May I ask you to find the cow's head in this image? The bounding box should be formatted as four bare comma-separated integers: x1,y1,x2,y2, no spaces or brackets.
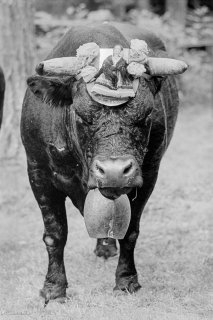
27,52,187,201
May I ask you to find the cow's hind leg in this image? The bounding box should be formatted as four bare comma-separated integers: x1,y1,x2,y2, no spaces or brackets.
28,164,68,302
94,238,117,259
114,170,159,293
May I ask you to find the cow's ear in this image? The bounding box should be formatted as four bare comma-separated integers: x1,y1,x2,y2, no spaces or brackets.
143,74,166,96
27,75,75,107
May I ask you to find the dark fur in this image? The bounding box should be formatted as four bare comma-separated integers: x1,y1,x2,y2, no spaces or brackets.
21,23,179,300
0,67,5,129
27,75,75,107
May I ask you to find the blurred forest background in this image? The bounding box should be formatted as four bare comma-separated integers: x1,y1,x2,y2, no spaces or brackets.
0,1,213,320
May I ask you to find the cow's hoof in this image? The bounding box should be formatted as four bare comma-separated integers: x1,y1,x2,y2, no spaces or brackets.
113,274,141,294
94,238,117,259
40,282,67,303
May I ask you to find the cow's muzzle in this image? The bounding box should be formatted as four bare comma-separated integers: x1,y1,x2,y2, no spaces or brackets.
88,156,143,198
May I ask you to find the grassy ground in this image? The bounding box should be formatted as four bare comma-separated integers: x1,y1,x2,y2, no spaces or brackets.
0,104,213,320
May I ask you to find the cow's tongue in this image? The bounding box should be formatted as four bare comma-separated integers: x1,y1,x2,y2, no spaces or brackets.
84,189,131,239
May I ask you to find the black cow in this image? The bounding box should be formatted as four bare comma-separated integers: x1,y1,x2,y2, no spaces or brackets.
21,23,186,302
0,67,5,129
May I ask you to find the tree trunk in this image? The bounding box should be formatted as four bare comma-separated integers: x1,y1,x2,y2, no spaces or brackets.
87,0,99,11
166,0,187,26
0,0,35,159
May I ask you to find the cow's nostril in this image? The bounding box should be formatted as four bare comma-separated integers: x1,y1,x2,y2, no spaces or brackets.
123,162,133,175
96,163,105,175
89,156,142,190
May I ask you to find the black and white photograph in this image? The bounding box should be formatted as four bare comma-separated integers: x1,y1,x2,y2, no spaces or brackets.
0,0,212,319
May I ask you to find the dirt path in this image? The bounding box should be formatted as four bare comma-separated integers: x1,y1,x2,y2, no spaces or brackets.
0,106,213,320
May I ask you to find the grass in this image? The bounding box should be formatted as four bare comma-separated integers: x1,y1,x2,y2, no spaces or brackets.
0,105,213,320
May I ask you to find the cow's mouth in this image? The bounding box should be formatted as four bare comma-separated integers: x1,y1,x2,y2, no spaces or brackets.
88,155,143,194
99,187,132,200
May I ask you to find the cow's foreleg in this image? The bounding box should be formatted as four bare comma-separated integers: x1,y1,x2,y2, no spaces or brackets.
114,169,159,293
28,164,68,302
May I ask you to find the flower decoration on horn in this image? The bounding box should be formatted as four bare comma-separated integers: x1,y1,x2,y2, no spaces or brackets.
127,39,150,77
76,42,100,82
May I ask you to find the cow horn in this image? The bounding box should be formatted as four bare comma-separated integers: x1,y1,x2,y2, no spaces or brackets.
146,57,188,76
35,42,100,77
35,57,81,76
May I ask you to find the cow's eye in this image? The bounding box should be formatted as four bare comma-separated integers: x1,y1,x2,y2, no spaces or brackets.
145,76,166,95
